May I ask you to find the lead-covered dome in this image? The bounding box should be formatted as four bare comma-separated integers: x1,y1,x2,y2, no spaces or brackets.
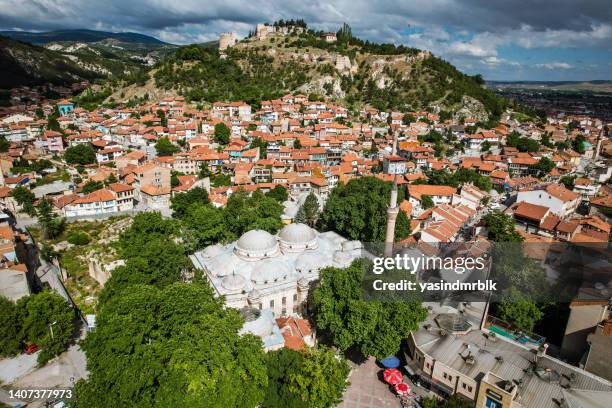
234,229,280,260
279,223,318,252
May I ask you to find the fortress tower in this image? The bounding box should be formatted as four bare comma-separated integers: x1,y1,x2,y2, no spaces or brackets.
219,32,237,51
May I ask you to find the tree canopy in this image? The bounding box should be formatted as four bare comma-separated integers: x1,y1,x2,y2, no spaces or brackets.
319,177,410,242
312,259,426,359
75,283,268,408
155,137,179,157
214,122,231,145
64,144,96,165
170,187,210,218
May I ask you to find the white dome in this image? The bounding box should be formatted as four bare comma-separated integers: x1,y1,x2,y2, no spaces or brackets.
295,251,330,274
251,259,291,284
201,244,224,258
279,223,316,243
279,223,318,252
234,229,280,260
221,274,246,291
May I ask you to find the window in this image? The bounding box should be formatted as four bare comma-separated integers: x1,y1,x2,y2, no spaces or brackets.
269,300,274,308
293,294,298,303
282,297,286,305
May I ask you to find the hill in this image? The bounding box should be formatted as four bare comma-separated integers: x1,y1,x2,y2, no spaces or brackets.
0,29,168,45
0,36,102,88
112,25,505,122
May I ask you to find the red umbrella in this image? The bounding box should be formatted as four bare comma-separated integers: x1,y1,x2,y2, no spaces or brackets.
395,382,411,395
383,368,403,385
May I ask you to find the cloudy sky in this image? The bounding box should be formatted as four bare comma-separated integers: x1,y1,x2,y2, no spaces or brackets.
1,0,611,81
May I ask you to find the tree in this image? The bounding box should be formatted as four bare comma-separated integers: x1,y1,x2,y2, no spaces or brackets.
224,189,284,239
0,135,9,152
497,290,544,332
313,259,427,359
535,157,555,176
319,177,410,242
198,162,212,179
64,144,96,165
37,199,65,239
481,140,491,152
75,283,268,408
82,180,103,194
11,186,35,208
264,348,308,408
300,193,320,227
266,185,288,203
572,134,586,154
155,137,179,157
421,395,473,408
482,210,523,242
560,175,576,190
16,291,74,364
105,173,118,185
294,206,307,224
402,113,415,125
288,347,350,408
0,296,21,357
214,122,231,145
182,204,230,251
293,138,302,149
421,194,434,209
170,187,210,218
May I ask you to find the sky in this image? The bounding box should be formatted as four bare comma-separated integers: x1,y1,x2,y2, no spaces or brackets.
0,0,611,81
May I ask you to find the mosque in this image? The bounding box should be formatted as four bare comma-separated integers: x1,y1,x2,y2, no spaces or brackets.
190,223,364,318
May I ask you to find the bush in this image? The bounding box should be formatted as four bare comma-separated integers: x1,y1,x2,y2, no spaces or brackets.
67,231,91,246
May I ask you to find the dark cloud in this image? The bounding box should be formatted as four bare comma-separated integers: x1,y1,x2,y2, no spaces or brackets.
0,0,610,80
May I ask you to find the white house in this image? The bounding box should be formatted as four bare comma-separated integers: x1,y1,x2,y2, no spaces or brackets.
516,184,580,218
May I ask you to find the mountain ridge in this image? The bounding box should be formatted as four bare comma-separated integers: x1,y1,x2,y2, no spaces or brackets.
0,29,169,45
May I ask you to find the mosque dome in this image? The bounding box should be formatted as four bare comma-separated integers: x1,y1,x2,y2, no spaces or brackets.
251,259,291,285
279,223,318,252
201,244,225,258
234,229,280,260
221,274,247,291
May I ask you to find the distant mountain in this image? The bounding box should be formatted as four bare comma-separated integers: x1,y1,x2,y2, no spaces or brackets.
0,35,142,88
0,29,169,45
487,80,612,93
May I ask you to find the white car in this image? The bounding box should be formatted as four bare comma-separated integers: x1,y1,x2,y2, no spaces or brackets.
487,202,501,210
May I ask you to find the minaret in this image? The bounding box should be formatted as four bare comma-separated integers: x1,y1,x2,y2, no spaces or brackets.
384,175,400,257
384,132,400,257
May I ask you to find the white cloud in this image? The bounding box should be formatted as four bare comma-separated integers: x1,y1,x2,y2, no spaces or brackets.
535,62,572,69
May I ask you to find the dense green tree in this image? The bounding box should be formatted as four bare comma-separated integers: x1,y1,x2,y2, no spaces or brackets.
421,194,434,209
497,289,544,332
559,175,577,190
182,204,230,250
313,259,427,359
75,283,268,408
11,186,35,208
535,157,555,176
0,135,10,152
572,134,586,154
422,395,473,408
155,137,179,157
81,180,103,194
482,210,523,242
214,122,231,145
506,131,540,152
288,346,350,408
64,144,96,165
319,177,410,242
170,187,210,218
294,206,307,224
0,296,22,357
224,189,284,238
265,185,288,203
264,348,308,408
37,199,65,239
16,291,74,364
198,162,212,179
300,193,320,227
